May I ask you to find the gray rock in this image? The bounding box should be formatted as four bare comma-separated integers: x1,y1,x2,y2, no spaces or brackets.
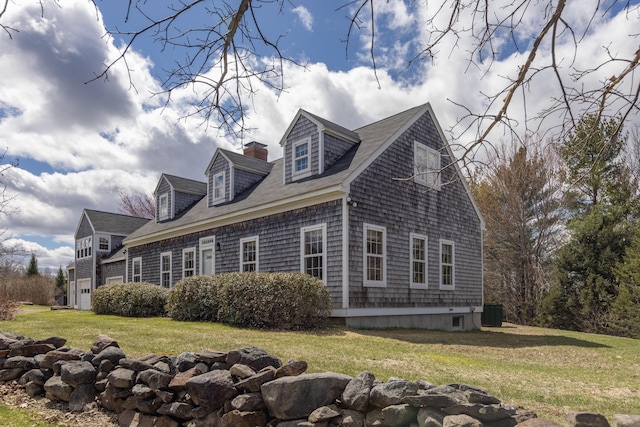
370,378,419,408
69,383,96,412
516,419,564,427
107,367,136,389
131,383,155,399
404,393,463,409
342,371,375,411
365,408,385,426
138,368,174,390
157,401,195,420
3,355,36,370
25,381,45,398
0,367,24,382
184,409,223,427
445,404,516,422
220,409,268,427
337,408,366,427
382,403,419,426
60,361,96,386
36,336,67,349
185,369,238,409
119,358,155,372
20,368,46,386
92,346,126,367
8,343,55,358
418,407,446,427
44,375,73,402
274,360,308,378
444,414,483,427
613,415,640,427
230,363,256,379
235,367,276,392
136,397,163,414
90,334,119,354
231,392,266,412
309,405,340,423
104,381,132,399
261,372,352,420
226,346,282,371
175,352,198,372
567,412,611,427
196,350,227,364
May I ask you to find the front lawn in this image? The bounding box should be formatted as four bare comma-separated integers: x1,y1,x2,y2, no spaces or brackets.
2,306,639,424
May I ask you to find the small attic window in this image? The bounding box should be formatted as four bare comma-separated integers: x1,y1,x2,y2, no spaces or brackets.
213,171,225,203
292,138,311,179
158,194,169,220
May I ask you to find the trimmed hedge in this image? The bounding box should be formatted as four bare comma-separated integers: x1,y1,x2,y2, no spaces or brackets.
166,276,220,321
92,282,168,317
216,272,332,330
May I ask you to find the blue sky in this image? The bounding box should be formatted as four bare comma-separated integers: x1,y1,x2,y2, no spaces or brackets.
0,0,638,271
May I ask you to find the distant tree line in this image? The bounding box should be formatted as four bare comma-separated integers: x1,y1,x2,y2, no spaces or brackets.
472,114,640,338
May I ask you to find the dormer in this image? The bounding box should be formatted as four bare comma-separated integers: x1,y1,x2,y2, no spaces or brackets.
279,110,360,184
154,174,207,222
205,144,272,207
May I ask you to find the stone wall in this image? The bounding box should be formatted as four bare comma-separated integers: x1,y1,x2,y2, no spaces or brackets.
0,331,638,427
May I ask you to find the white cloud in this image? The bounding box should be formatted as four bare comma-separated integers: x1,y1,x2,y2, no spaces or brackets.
292,6,313,31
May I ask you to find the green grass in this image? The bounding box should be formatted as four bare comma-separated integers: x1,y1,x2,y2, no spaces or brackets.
2,305,640,425
0,404,67,427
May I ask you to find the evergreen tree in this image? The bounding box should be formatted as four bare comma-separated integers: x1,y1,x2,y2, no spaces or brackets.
610,229,640,338
541,115,638,333
54,266,66,305
25,253,40,277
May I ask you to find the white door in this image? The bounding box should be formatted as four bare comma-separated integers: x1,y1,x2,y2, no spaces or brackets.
201,248,214,275
78,279,91,310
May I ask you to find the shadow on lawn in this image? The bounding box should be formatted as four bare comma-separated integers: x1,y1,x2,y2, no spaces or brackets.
352,327,611,349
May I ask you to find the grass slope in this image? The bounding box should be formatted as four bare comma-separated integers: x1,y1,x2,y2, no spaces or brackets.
2,306,639,424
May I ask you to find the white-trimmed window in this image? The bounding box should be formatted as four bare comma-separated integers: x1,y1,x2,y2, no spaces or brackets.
98,236,110,251
76,237,92,259
410,233,428,289
183,248,196,278
240,236,259,272
199,236,216,276
213,172,225,203
301,224,326,281
440,240,455,290
292,139,310,177
158,193,169,220
160,252,172,288
132,257,142,282
363,224,386,287
414,141,441,190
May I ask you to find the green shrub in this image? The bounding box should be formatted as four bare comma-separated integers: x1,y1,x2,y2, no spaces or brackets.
217,272,332,330
167,276,220,321
92,282,168,317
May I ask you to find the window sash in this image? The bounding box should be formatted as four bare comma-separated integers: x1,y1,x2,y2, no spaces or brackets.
410,234,427,287
240,237,258,272
183,249,195,277
132,258,142,282
213,172,225,201
363,224,386,286
414,142,441,189
440,240,455,289
160,253,171,288
301,225,326,281
293,141,310,174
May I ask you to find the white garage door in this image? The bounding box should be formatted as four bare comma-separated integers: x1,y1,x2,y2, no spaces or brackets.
78,279,91,311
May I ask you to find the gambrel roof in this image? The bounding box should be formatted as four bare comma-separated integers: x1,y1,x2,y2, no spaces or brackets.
125,103,483,245
80,209,150,236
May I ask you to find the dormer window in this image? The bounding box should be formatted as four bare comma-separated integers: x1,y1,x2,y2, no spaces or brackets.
159,194,169,220
293,138,311,178
213,171,225,203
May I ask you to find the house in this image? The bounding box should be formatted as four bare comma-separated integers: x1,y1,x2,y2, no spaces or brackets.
117,103,485,330
69,209,150,310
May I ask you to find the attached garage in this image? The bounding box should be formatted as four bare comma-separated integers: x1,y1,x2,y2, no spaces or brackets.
78,279,91,311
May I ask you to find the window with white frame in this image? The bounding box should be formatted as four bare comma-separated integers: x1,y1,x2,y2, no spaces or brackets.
414,141,441,190
183,248,195,278
240,236,258,272
213,172,225,203
410,233,428,288
363,224,386,287
440,240,455,289
160,252,172,288
98,236,109,251
132,257,142,282
158,194,169,219
301,224,326,281
292,139,310,177
76,237,92,259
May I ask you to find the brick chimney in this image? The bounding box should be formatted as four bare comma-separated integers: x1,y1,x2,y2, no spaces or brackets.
243,141,268,161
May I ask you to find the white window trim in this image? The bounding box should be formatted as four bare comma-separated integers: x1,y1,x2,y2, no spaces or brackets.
363,223,387,287
410,233,428,289
240,236,259,272
182,247,196,278
292,138,311,180
76,237,92,259
414,141,441,190
132,257,142,282
160,251,172,288
158,193,169,220
199,236,216,276
439,239,455,290
212,171,225,203
300,224,327,283
105,276,124,285
97,235,110,252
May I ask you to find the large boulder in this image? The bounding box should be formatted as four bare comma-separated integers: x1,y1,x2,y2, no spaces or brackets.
342,371,375,411
60,361,96,387
44,375,73,402
261,372,352,420
185,369,238,409
226,346,282,371
370,378,419,408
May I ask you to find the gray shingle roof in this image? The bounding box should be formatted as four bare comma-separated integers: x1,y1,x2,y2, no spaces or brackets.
84,209,150,235
218,149,273,175
301,110,361,142
125,104,426,244
162,174,207,195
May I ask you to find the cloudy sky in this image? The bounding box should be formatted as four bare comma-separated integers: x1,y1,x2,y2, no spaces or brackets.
0,0,638,271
